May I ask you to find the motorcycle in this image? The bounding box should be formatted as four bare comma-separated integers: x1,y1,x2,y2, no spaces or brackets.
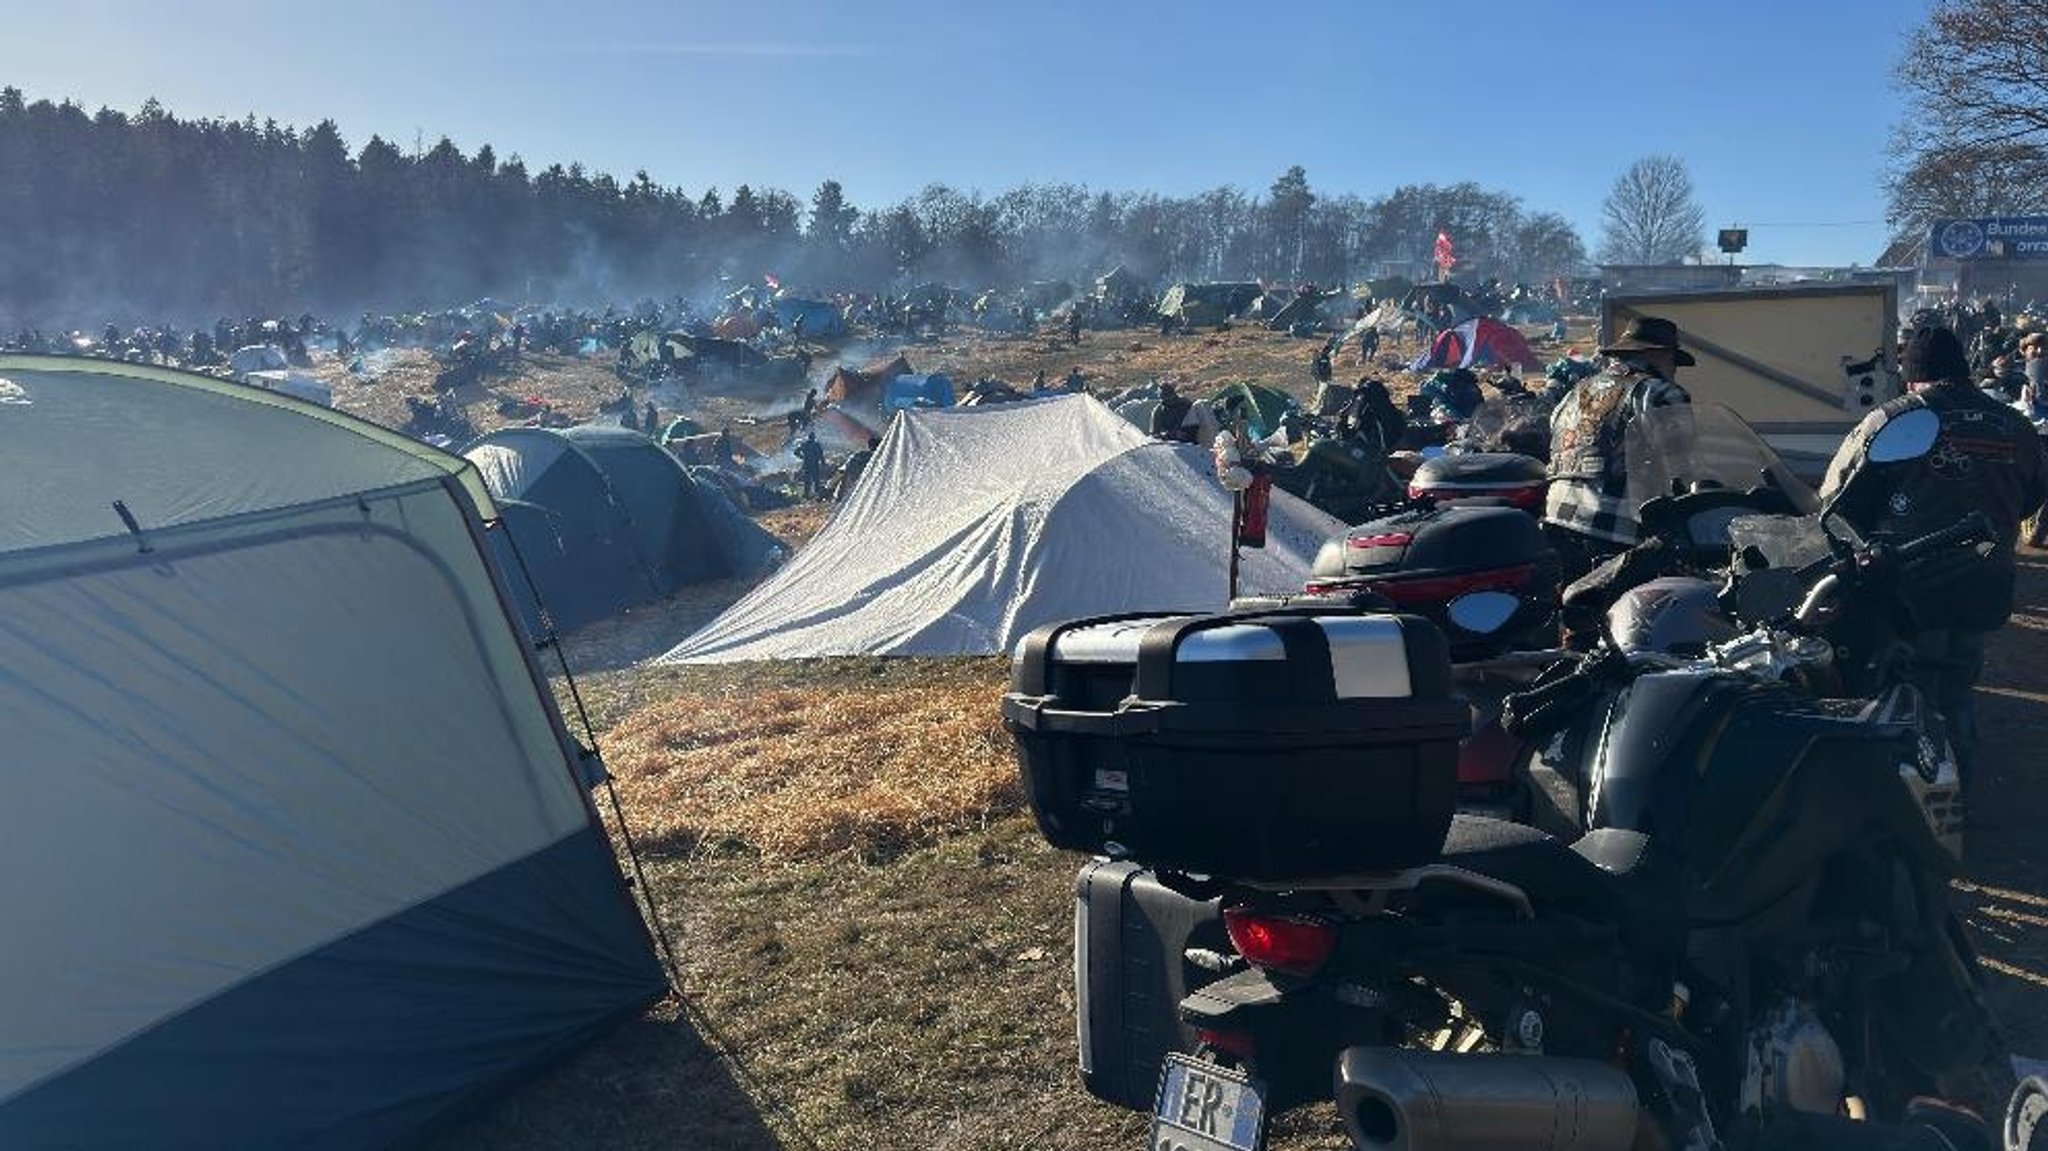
1028,409,2010,1151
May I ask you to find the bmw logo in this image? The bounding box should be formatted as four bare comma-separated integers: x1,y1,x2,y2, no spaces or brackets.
1939,219,1986,259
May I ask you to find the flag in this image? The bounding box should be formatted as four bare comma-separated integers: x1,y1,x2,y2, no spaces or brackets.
763,272,781,291
1433,231,1456,278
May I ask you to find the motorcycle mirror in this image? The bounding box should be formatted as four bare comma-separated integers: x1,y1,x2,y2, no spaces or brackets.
1866,407,1941,464
1446,590,1521,636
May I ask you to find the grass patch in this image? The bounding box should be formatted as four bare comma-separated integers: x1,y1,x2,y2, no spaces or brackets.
606,678,1018,861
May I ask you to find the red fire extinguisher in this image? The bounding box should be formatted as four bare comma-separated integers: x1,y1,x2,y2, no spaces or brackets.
1236,472,1272,549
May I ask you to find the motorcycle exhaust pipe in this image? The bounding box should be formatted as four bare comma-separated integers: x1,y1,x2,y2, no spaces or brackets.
1335,1047,1639,1151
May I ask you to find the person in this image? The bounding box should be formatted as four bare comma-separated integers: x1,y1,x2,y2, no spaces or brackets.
1543,314,1694,584
1311,342,1334,385
1987,355,2028,404
716,425,738,466
837,434,881,500
643,401,659,434
2022,333,2048,417
1343,376,1407,451
801,387,819,425
1550,316,1569,342
1819,323,2047,782
1067,306,1085,345
1355,325,1380,364
797,431,827,500
1063,366,1087,394
1033,368,1050,393
1150,382,1196,442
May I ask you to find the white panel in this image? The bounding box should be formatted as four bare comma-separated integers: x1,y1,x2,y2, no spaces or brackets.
0,490,591,1101
1318,617,1415,698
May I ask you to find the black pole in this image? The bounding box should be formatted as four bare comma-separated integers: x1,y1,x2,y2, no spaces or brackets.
1229,489,1243,602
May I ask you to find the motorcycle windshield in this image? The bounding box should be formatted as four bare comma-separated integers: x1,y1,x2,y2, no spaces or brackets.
1625,402,1819,518
1457,394,1553,458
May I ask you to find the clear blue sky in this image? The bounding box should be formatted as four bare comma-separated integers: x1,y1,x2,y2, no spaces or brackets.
6,0,1929,267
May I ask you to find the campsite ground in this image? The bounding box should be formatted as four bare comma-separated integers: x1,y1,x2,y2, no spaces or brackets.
412,324,2048,1151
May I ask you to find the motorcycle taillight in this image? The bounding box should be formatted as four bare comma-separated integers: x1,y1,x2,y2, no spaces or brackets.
1197,1027,1258,1061
1224,907,1336,977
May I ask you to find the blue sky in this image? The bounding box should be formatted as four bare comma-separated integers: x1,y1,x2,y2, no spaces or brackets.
7,0,1929,267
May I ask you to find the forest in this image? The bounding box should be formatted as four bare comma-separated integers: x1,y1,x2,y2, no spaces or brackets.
0,88,1590,327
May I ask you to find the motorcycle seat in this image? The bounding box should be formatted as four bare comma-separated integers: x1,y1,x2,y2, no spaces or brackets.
1438,815,1665,917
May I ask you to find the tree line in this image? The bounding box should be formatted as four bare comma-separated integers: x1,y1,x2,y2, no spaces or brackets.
0,88,1599,329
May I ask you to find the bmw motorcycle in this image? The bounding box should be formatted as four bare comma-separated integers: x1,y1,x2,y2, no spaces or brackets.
1071,409,2011,1151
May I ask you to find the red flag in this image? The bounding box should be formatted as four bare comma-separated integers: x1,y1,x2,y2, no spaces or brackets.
1433,231,1456,279
763,272,781,290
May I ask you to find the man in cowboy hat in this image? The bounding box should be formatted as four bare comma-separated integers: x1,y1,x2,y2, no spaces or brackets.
1543,314,1694,583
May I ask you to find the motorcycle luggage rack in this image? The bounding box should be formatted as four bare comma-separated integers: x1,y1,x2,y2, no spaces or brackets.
1239,864,1534,920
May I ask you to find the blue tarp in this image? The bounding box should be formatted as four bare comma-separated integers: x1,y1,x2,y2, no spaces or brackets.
772,297,846,338
883,373,956,414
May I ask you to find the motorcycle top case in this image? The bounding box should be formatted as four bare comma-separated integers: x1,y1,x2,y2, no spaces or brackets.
1310,503,1560,614
1406,451,1548,507
1003,607,1466,879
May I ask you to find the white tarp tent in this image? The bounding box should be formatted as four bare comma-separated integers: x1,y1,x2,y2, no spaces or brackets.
656,394,1345,662
0,356,665,1150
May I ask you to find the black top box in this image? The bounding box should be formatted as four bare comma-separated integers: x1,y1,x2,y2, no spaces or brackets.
1003,607,1467,880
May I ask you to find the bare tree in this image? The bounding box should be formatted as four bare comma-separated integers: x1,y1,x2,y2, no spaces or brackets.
1886,0,2048,250
1509,211,1590,282
1597,155,1706,265
1897,0,2048,150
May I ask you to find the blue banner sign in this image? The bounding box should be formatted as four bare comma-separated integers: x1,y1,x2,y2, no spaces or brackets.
1929,216,2048,259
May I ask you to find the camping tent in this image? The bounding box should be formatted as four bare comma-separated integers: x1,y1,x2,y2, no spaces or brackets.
1208,381,1298,441
656,395,1344,661
824,353,914,406
772,296,847,338
1106,381,1222,444
882,372,956,413
464,425,783,635
1410,316,1542,372
0,356,666,1150
1157,282,1264,328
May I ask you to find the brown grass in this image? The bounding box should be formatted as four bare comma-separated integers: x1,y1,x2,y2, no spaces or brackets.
606,679,1018,861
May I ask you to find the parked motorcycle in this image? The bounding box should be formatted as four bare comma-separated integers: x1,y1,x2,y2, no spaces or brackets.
1015,410,2010,1151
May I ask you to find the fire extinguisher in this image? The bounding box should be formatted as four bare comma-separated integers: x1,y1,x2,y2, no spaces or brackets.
1237,473,1272,549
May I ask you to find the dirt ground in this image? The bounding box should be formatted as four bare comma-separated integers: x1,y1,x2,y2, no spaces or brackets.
411,327,2048,1151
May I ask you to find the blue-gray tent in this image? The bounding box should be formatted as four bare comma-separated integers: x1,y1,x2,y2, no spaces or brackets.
465,425,783,636
0,356,667,1150
771,296,846,338
883,372,956,414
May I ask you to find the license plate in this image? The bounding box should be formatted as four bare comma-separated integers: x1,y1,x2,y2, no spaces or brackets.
1150,1053,1266,1151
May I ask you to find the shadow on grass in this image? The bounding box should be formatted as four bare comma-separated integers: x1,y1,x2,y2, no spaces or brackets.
427,1003,793,1151
1957,554,2048,1057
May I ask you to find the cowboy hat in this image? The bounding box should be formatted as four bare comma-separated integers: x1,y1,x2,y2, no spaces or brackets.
1599,315,1696,367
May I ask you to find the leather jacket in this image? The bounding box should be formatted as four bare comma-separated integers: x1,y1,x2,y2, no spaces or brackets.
1822,383,2047,629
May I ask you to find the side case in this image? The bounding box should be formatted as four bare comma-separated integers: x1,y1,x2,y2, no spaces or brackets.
1073,859,1226,1111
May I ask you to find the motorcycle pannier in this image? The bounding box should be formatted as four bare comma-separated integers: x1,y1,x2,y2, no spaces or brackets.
1003,608,1466,879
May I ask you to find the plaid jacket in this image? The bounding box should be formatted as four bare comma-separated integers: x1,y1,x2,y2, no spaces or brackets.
1543,366,1690,544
